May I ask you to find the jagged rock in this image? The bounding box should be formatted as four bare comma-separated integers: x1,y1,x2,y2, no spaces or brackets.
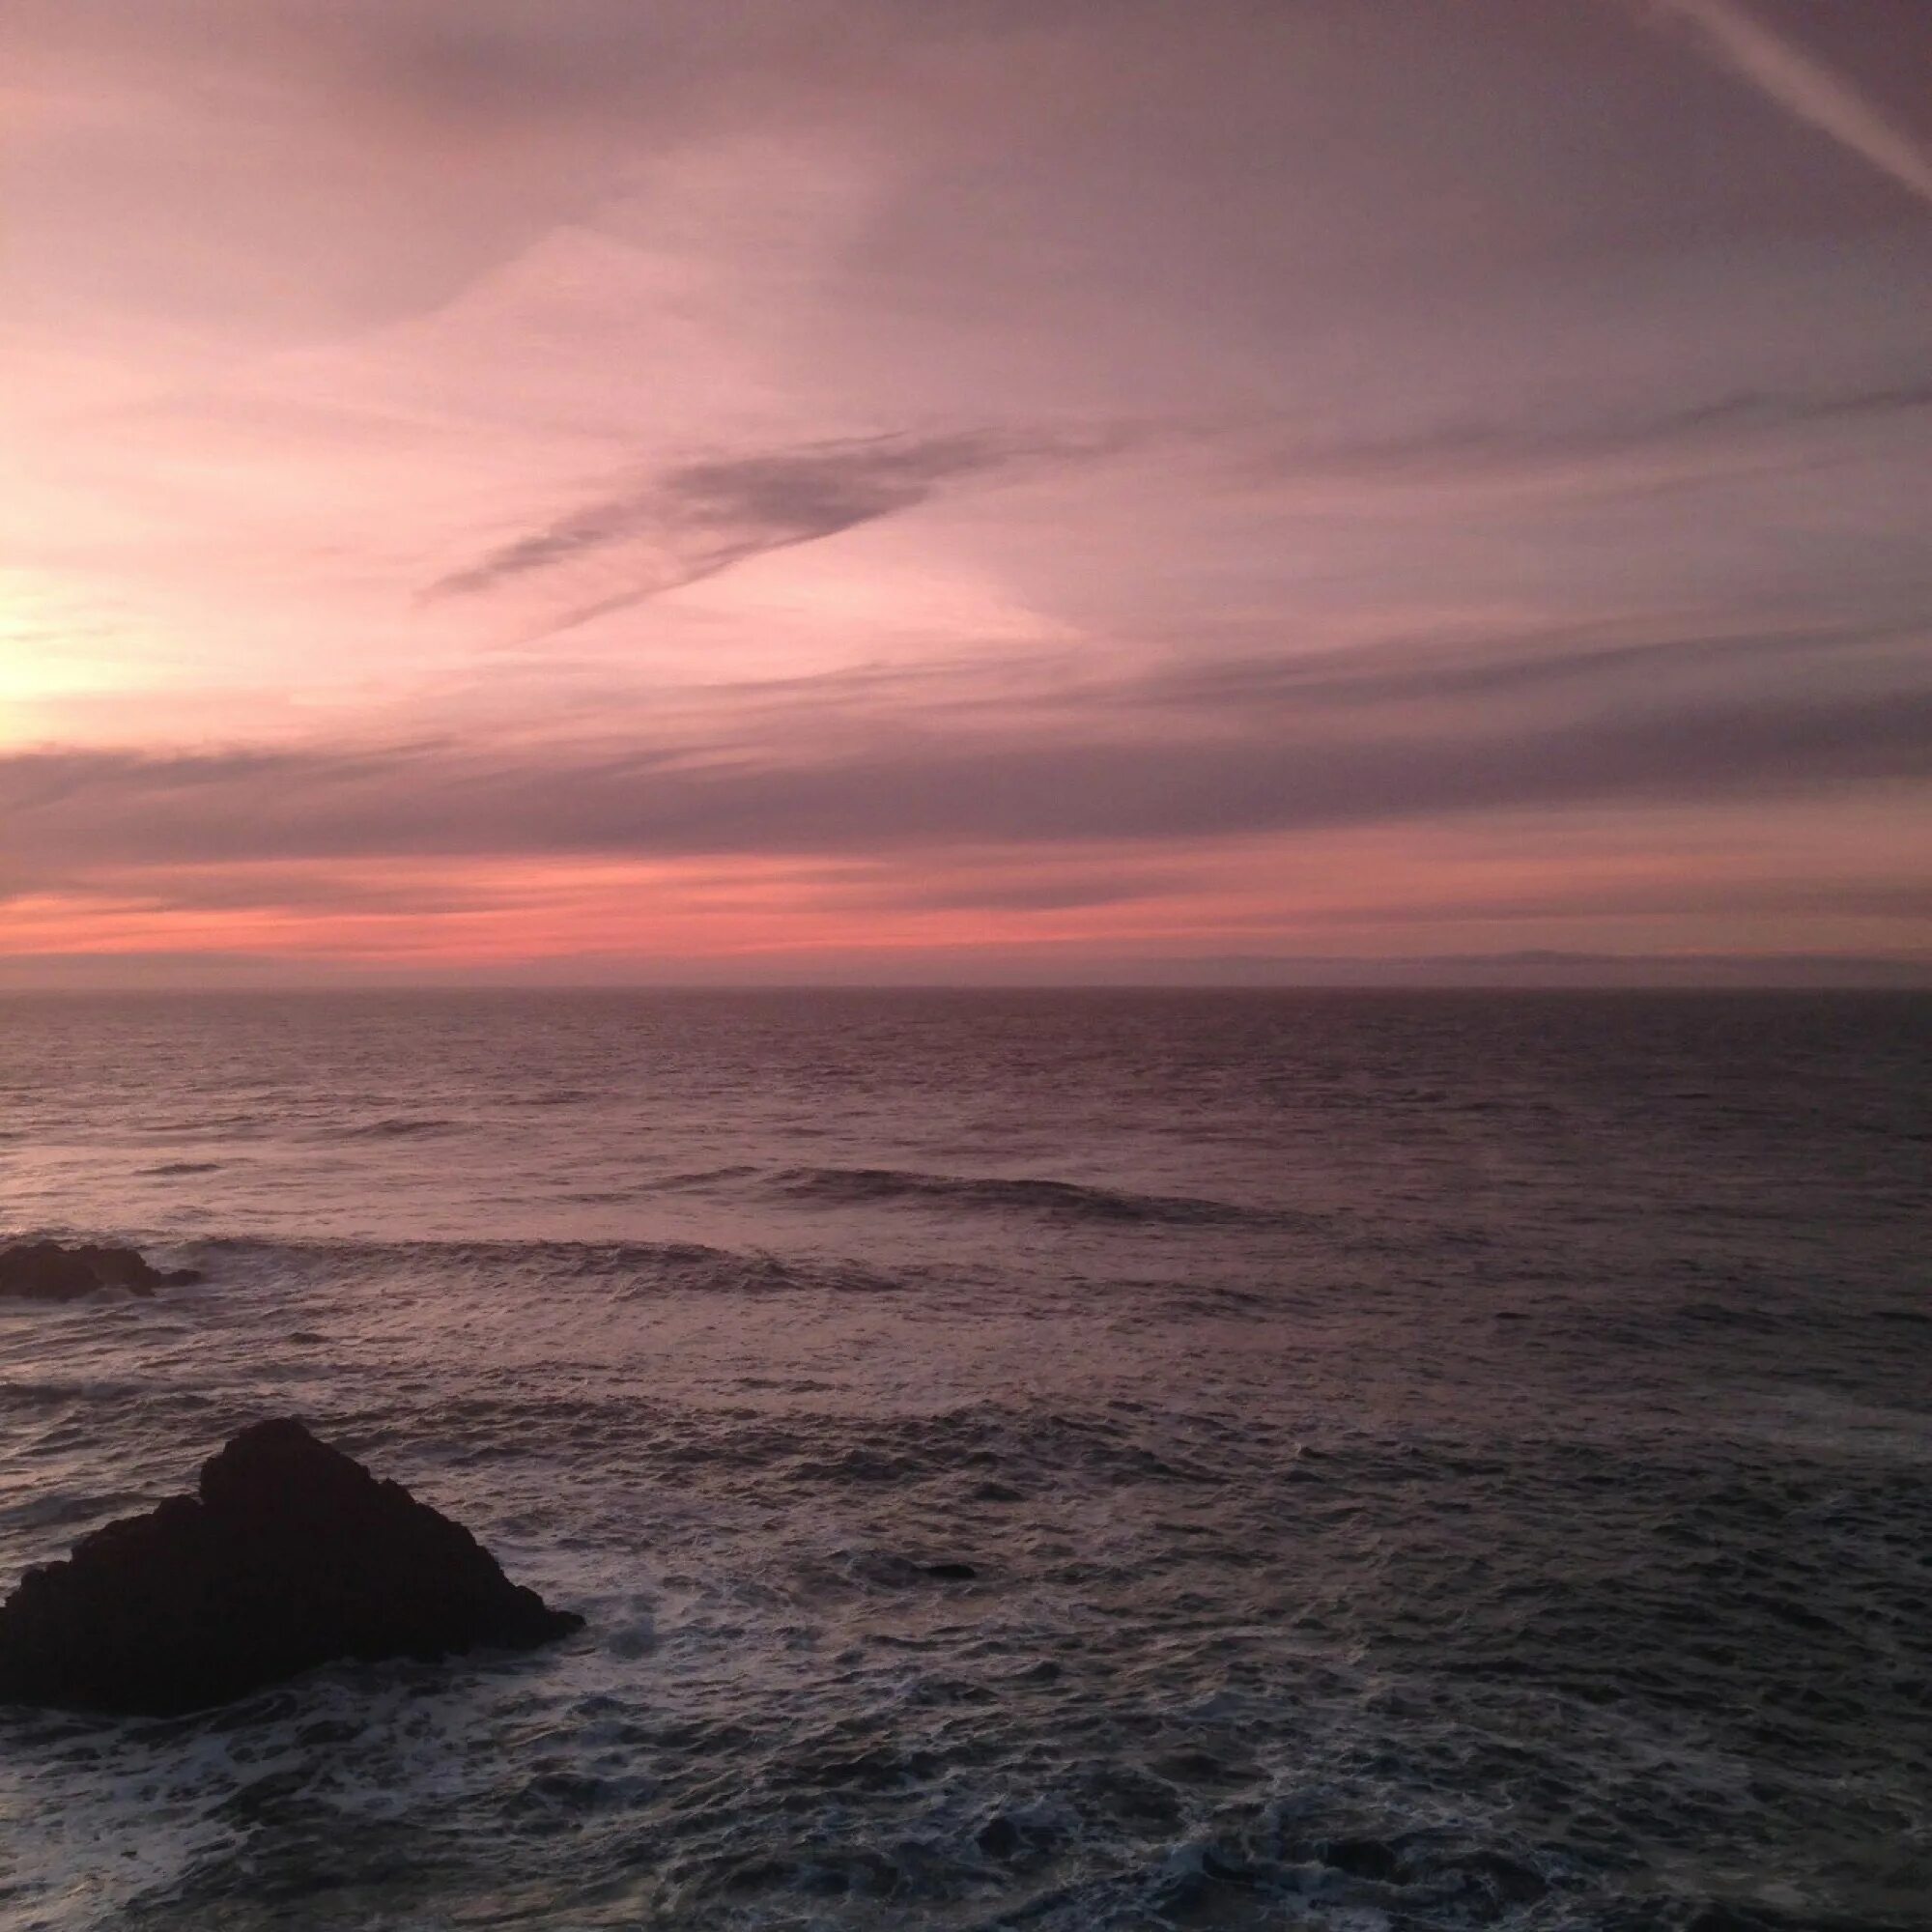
0,1419,583,1715
0,1240,202,1302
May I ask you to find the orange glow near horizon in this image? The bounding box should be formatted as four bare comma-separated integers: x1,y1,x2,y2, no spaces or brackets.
9,795,1929,982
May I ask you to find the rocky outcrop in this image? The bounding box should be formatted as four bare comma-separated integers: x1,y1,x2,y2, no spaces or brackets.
0,1419,583,1715
0,1240,202,1301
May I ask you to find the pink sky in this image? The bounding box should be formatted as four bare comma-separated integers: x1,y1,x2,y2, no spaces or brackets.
3,0,1929,984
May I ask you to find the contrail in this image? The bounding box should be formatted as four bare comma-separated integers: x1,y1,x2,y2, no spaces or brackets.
1650,0,1932,210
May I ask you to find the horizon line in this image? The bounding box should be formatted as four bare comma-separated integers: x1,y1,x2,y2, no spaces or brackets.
4,973,1929,997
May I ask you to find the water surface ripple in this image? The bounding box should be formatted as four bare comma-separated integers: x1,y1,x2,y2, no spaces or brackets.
1,990,1927,1931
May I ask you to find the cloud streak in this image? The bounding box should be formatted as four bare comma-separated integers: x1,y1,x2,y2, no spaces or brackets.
1273,382,1932,487
1651,0,1932,210
423,381,1932,643
427,426,1142,635
8,626,1927,875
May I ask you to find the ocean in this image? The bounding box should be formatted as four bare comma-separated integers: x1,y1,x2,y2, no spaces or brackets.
0,989,1926,1932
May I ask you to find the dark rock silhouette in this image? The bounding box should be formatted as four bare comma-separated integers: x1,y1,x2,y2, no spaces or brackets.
0,1418,583,1715
0,1239,202,1301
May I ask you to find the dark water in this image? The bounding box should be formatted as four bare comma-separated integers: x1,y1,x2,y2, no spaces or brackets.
0,989,1927,1932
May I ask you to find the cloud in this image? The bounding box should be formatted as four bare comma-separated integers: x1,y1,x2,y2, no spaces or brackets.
424,425,1145,635
418,379,1932,645
7,623,1928,877
1649,0,1932,210
1130,613,1925,717
1278,382,1932,485
863,866,1199,914
1281,878,1932,928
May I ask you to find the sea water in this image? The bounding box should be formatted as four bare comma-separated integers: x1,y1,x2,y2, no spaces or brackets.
0,989,1926,1930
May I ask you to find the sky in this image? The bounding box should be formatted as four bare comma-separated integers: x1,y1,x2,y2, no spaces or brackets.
3,0,1929,986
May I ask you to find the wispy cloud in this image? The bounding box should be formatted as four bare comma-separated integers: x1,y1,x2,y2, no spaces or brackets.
426,425,1143,636
1649,0,1932,210
1274,382,1932,486
428,384,1932,642
8,620,1928,873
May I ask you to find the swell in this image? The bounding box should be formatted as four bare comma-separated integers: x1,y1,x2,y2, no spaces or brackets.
159,1231,919,1301
766,1165,1268,1227
181,1230,765,1270
326,1116,458,1141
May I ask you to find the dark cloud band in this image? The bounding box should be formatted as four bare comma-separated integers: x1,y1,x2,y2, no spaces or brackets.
8,639,1927,875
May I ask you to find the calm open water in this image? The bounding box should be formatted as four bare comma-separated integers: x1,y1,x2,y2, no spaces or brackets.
0,989,1927,1932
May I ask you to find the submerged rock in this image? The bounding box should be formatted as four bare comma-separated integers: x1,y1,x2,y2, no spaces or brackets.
0,1239,202,1301
0,1418,583,1715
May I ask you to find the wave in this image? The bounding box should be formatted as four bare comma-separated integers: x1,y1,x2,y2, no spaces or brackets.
635,1165,762,1193
141,1161,224,1177
173,1232,915,1302
328,1117,457,1140
768,1166,1265,1226
184,1231,737,1270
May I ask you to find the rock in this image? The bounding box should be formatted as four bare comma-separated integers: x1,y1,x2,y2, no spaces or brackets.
0,1418,583,1715
0,1240,202,1302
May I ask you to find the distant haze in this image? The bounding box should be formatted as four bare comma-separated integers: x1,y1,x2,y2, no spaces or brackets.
3,1,1929,985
